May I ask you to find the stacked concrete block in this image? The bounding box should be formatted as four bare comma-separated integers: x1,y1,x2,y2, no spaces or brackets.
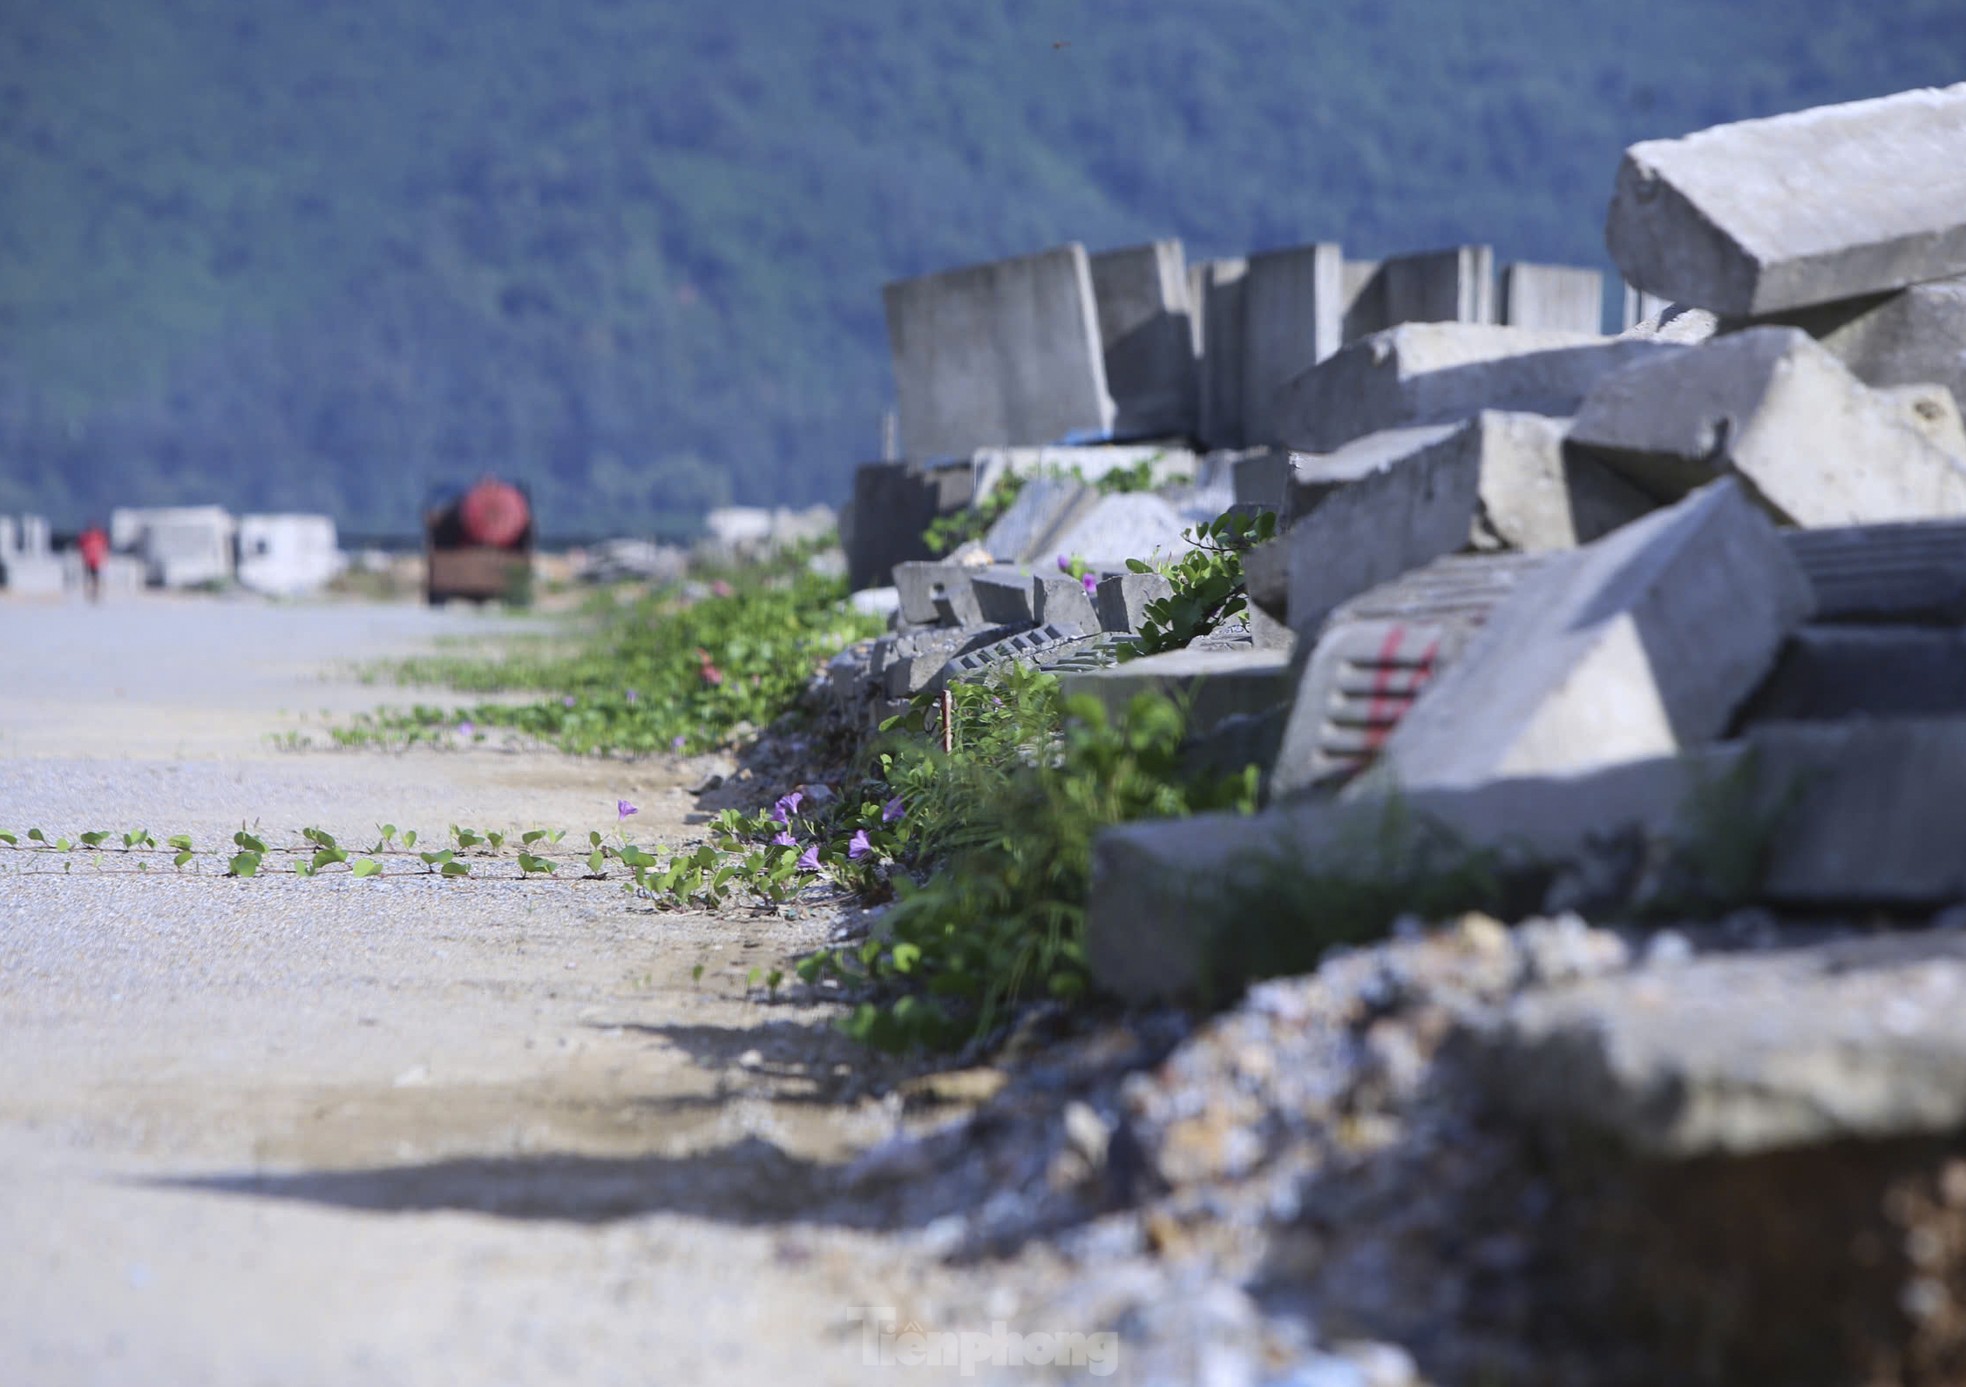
1606,82,1966,317
1500,263,1605,335
1740,627,1966,725
1092,571,1173,634
892,560,990,627
1362,481,1812,792
1340,246,1497,343
1568,327,1966,526
970,570,1037,626
1275,322,1679,453
1280,411,1654,646
1031,574,1099,635
980,475,1100,566
1735,276,1966,416
844,461,973,589
1193,258,1249,448
1089,241,1198,439
1240,242,1345,447
1620,284,1673,332
882,244,1115,462
1047,493,1195,570
1061,647,1294,738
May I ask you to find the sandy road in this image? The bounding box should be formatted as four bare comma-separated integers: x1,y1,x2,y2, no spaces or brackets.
0,592,1010,1386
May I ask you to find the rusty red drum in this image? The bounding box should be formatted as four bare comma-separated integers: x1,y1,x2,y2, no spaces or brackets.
458,480,530,548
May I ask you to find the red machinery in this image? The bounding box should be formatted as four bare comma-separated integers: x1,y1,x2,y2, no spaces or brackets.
425,478,534,605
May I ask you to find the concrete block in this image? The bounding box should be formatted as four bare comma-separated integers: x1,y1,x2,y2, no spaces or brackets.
1241,242,1344,446
1740,626,1966,725
1606,82,1966,316
978,475,1096,566
1782,518,1966,623
1047,493,1195,569
1341,246,1496,342
970,570,1036,626
1031,574,1098,635
1279,414,1654,646
1568,326,1966,525
1621,284,1673,332
1194,258,1248,448
883,244,1115,461
1279,424,1460,526
1500,262,1605,334
845,461,970,589
1089,240,1198,439
1093,570,1173,634
1227,447,1294,512
893,561,984,627
1737,275,1966,416
1617,301,1717,344
1061,647,1294,736
0,554,64,596
1882,382,1966,458
1365,480,1813,792
1276,322,1677,453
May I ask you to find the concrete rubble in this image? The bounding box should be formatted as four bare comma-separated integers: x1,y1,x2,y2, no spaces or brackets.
819,84,1966,1383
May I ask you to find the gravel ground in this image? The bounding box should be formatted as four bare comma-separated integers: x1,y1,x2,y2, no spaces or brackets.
0,590,1033,1386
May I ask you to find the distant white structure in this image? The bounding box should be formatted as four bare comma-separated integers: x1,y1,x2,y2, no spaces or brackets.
0,512,62,595
703,504,837,554
237,513,344,597
111,505,237,588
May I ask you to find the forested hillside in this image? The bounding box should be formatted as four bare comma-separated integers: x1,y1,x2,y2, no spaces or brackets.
2,0,1962,536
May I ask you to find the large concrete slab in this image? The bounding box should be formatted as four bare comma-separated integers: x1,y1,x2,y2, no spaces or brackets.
978,474,1099,566
883,244,1115,461
1781,518,1966,624
843,461,970,589
1734,275,1966,416
1047,493,1195,569
1606,83,1966,316
1568,326,1966,526
1740,626,1966,725
1089,241,1198,439
1194,258,1249,448
1275,322,1677,453
1364,480,1813,792
1061,648,1293,736
1240,242,1345,447
1341,246,1496,342
1280,412,1655,646
1483,930,1966,1157
1500,262,1605,335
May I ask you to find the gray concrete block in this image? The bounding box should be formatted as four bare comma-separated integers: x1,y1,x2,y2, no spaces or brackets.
1365,480,1813,792
1736,275,1966,417
1484,929,1966,1157
1621,284,1673,332
883,244,1115,461
1279,423,1460,526
1341,246,1496,342
893,561,984,627
1741,626,1966,724
980,475,1100,566
0,554,64,596
1047,493,1196,569
1241,242,1344,446
1500,262,1605,335
1089,240,1198,440
1606,82,1966,317
1061,647,1294,736
1280,413,1654,647
845,461,971,590
1276,322,1676,453
1031,574,1098,635
1194,258,1248,449
1568,326,1966,525
970,569,1037,626
1227,447,1294,512
1782,518,1966,623
1882,382,1966,458
1093,570,1172,634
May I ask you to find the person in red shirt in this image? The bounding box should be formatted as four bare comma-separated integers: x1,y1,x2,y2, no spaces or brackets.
77,524,109,603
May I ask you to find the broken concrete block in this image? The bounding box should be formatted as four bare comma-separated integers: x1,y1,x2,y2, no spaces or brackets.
1341,246,1496,342
883,244,1114,461
1032,574,1098,634
1617,301,1717,344
1740,626,1966,725
845,461,971,589
1365,480,1813,792
1782,518,1966,623
978,475,1098,567
1277,425,1460,525
1485,930,1966,1156
1281,413,1655,644
970,570,1036,626
1606,83,1966,316
1882,382,1966,458
1194,258,1249,449
1276,322,1678,453
892,561,984,627
1227,448,1294,512
1089,240,1198,439
1568,326,1966,525
1061,647,1294,737
1740,276,1966,417
1241,242,1345,446
1500,262,1604,335
1048,493,1195,569
1093,571,1173,634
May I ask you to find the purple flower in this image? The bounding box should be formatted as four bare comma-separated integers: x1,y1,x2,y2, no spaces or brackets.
771,790,805,824
617,799,639,821
797,844,821,872
1056,554,1072,573
670,734,686,752
848,829,873,861
773,831,798,848
1081,572,1099,595
625,689,638,704
562,695,576,708
457,720,476,738
882,796,905,824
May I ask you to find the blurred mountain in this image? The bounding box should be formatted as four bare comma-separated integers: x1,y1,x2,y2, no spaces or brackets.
1,0,1961,536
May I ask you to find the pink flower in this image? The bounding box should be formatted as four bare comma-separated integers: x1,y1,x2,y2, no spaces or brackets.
1081,573,1099,595
1056,554,1071,573
711,579,734,598
617,800,639,821
797,844,821,872
847,829,873,861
